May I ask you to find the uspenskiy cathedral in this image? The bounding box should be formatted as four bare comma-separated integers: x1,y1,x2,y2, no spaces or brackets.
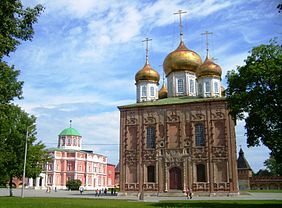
118,11,239,196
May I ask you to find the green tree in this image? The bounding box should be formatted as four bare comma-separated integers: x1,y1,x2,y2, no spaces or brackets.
0,62,23,104
0,0,45,196
226,39,282,162
254,169,272,177
66,179,82,191
0,0,43,104
0,104,49,196
264,155,282,176
0,0,43,59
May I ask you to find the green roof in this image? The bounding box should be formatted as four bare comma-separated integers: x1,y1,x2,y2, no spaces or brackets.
59,127,81,136
118,96,226,109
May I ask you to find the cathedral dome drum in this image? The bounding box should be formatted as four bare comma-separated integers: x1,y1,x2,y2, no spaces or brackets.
197,57,222,79
163,41,202,76
135,62,160,83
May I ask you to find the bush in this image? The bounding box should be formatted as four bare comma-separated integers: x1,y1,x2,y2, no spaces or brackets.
66,179,82,190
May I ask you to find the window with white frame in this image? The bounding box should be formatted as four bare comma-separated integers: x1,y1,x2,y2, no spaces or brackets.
142,85,147,97
177,79,184,93
67,138,71,145
150,86,154,96
214,82,219,93
205,82,211,93
198,83,203,94
190,79,194,94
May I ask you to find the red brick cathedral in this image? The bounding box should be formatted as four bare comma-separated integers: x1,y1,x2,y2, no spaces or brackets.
118,15,238,196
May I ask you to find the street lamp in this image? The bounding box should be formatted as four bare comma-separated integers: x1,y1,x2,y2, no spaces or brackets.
21,124,35,198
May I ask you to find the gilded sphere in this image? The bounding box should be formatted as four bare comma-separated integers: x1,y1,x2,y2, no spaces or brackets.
135,63,160,83
163,41,202,76
197,57,222,78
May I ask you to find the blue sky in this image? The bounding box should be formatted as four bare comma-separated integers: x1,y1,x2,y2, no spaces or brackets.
6,0,281,171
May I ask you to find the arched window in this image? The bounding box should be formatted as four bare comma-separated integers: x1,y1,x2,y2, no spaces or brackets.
150,86,155,96
198,83,202,94
73,138,77,146
190,79,194,93
67,138,71,145
142,86,147,97
205,82,210,92
146,127,156,148
195,123,205,146
196,164,206,182
147,166,155,182
177,79,184,93
214,82,219,93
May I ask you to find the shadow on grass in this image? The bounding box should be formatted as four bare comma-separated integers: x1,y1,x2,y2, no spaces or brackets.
151,201,282,208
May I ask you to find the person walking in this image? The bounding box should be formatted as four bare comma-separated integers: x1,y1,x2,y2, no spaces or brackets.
79,186,84,195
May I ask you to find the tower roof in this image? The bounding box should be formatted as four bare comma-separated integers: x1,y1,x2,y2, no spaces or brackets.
197,56,222,79
159,82,168,99
237,148,252,170
59,127,81,137
163,41,202,76
135,62,160,83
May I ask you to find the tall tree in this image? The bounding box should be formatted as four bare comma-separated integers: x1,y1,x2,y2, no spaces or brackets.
0,104,49,196
0,0,46,196
226,39,282,162
0,0,43,104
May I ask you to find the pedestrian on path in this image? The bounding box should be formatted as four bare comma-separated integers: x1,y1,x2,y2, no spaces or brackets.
79,186,84,195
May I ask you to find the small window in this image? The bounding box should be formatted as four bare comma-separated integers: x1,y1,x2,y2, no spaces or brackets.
147,166,155,182
67,138,71,145
195,123,205,146
190,79,194,93
177,79,184,93
214,82,219,93
150,86,154,96
142,86,147,97
73,138,76,145
146,127,156,148
205,82,210,93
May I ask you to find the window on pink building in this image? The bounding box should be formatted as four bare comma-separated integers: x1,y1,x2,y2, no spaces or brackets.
67,162,71,171
67,138,71,145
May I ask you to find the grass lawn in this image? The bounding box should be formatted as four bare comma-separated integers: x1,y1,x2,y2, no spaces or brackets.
0,197,282,208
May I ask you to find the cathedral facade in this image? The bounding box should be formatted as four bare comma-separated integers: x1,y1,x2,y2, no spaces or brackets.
118,17,238,195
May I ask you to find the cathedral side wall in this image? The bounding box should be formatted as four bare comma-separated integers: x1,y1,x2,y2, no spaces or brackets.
119,99,239,194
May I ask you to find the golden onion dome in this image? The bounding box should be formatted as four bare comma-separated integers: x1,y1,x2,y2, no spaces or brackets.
163,41,202,76
197,56,222,79
159,83,168,99
135,61,160,83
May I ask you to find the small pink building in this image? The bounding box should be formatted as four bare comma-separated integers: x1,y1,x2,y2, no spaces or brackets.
44,126,114,190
